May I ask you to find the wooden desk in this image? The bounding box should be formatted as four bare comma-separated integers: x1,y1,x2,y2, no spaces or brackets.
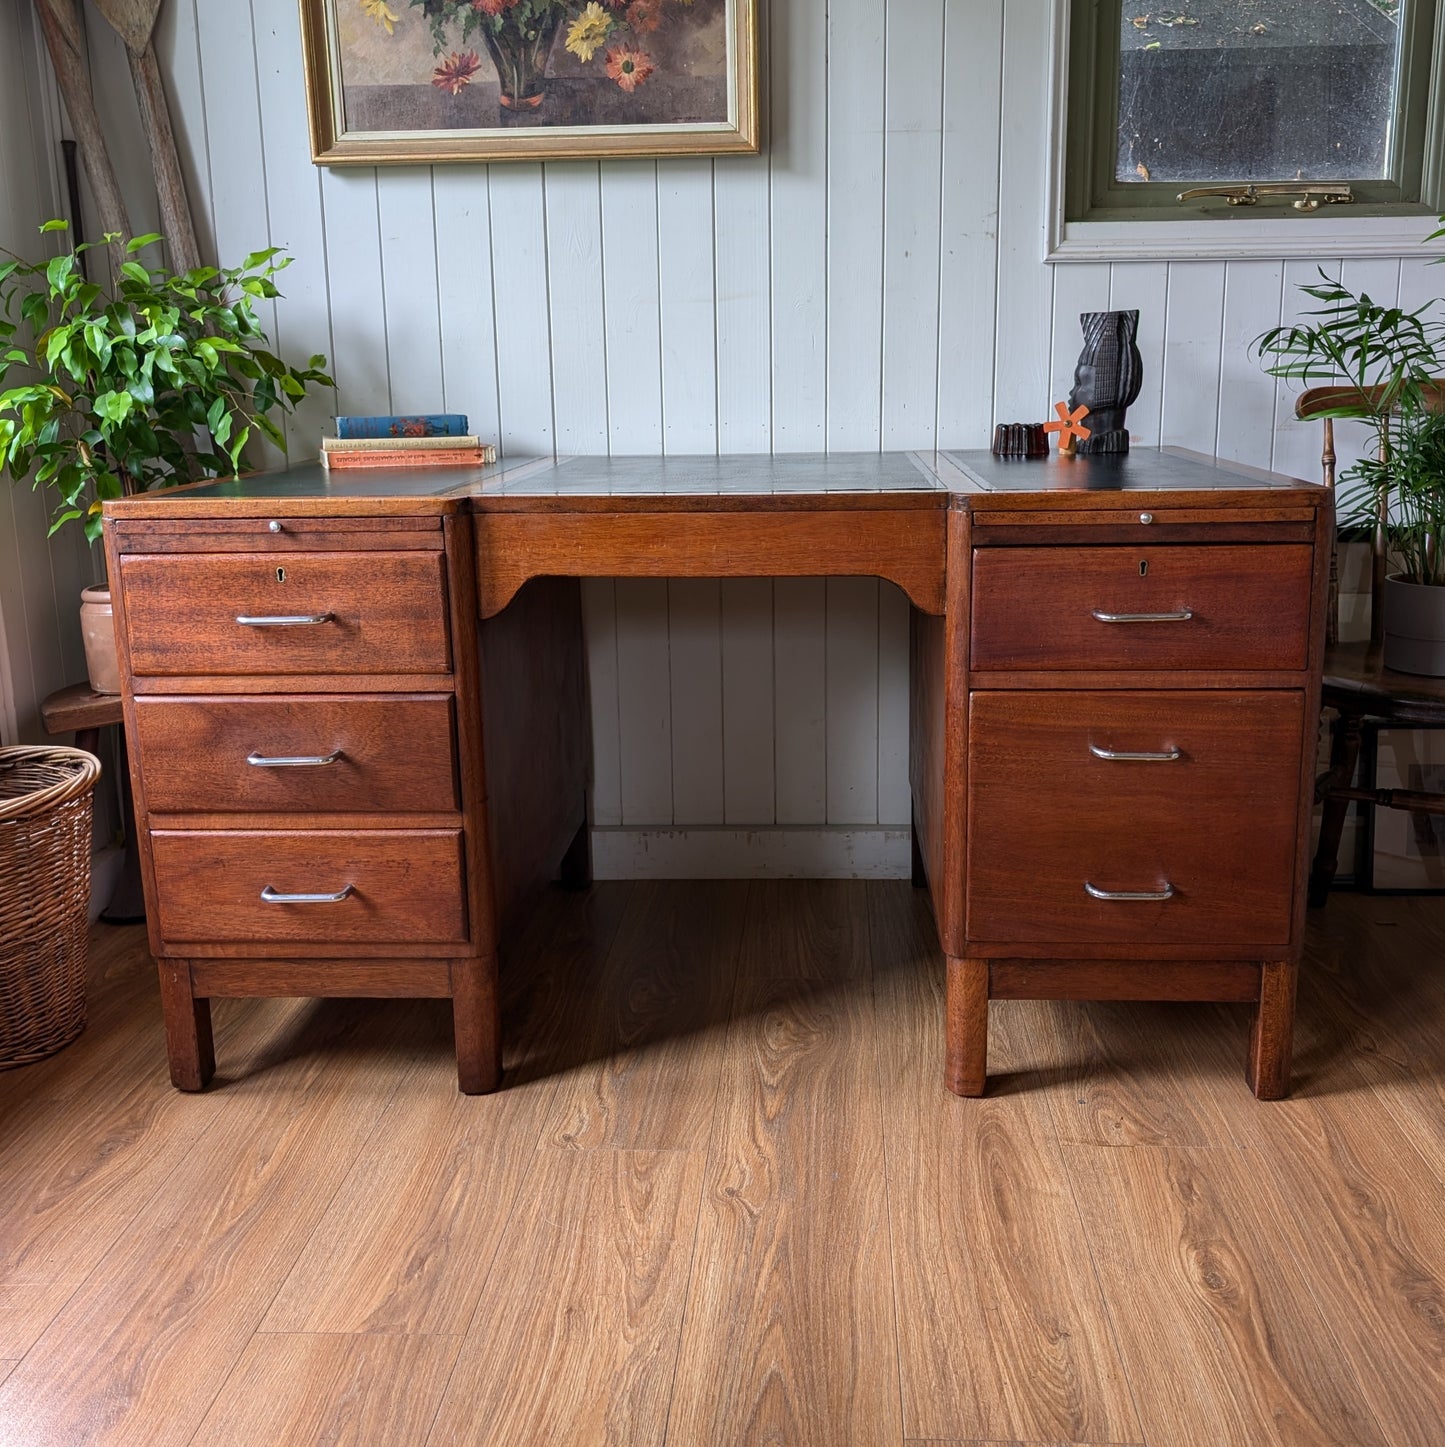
103,449,1329,1098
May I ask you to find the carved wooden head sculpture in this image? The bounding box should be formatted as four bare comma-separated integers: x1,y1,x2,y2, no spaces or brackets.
1067,309,1143,454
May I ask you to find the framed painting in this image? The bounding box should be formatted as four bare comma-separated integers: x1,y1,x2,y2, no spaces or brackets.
299,0,759,164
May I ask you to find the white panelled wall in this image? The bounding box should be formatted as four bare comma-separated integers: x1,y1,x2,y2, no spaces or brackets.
38,0,1436,874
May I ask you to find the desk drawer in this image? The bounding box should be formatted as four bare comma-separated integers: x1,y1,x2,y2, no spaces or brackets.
970,544,1313,671
965,690,1302,947
133,695,457,815
150,829,466,944
119,552,451,677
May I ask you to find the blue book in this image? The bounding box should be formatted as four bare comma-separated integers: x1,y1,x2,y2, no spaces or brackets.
335,413,469,439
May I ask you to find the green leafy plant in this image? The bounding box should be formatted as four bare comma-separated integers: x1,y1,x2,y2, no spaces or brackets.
0,221,332,541
1253,236,1445,585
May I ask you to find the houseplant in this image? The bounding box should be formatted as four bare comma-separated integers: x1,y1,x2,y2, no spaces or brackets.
1254,244,1445,672
0,221,332,688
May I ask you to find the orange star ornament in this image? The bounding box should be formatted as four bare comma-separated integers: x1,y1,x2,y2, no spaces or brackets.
1043,400,1091,454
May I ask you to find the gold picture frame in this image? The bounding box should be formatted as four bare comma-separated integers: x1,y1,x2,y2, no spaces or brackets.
300,0,759,165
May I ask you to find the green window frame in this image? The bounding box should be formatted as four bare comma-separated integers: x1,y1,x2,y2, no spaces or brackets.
1065,0,1445,223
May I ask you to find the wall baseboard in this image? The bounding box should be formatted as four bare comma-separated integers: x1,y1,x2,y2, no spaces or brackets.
590,826,912,880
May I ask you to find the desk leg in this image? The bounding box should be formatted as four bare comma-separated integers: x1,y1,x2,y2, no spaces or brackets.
945,955,989,1096
158,961,214,1091
1247,959,1297,1100
452,953,501,1094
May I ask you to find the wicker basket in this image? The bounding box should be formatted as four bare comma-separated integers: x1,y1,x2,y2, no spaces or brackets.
1,746,102,1067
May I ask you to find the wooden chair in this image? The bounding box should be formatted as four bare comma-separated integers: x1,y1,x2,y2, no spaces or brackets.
1299,382,1445,904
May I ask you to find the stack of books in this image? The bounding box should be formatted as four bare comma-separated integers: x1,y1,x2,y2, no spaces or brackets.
320,414,496,470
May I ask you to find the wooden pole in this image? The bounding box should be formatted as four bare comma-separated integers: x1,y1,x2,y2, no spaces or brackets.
92,0,200,277
32,0,130,242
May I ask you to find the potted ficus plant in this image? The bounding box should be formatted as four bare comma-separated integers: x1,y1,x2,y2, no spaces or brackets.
1254,234,1445,674
0,221,332,691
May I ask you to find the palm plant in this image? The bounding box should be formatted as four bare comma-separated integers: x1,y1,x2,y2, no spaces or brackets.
1254,262,1445,585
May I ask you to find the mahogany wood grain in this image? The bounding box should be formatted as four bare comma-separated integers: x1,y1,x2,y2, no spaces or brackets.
474,508,948,617
192,1334,463,1447
451,954,500,1095
122,671,458,695
131,694,458,814
944,957,988,1097
477,575,590,938
908,507,971,957
427,1149,706,1445
1063,1141,1393,1446
120,550,452,676
965,691,1303,947
443,511,500,964
149,829,466,946
966,668,1313,691
1246,959,1297,1099
871,884,1142,1444
970,544,1314,671
541,881,748,1152
973,506,1318,528
188,960,454,996
158,959,214,1090
145,810,462,832
989,960,1262,1001
108,515,443,553
972,520,1317,546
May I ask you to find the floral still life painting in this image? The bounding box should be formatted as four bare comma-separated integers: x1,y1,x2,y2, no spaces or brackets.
300,0,759,164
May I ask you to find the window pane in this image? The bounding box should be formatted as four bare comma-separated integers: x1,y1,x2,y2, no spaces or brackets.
1115,0,1404,184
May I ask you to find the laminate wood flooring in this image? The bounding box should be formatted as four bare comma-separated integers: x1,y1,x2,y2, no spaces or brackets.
1,882,1442,1446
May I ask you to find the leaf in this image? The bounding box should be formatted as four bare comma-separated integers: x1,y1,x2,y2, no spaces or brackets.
93,389,135,424
39,219,70,233
126,233,164,254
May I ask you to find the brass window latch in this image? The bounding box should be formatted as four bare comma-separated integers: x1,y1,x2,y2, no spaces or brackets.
1176,183,1356,213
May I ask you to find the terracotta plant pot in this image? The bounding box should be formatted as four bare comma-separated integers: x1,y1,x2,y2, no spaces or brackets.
79,585,121,695
1383,574,1445,676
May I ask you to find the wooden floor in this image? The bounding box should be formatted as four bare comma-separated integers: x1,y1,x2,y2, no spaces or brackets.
1,881,1443,1446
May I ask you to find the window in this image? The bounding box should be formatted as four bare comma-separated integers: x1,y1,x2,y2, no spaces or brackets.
1065,0,1444,223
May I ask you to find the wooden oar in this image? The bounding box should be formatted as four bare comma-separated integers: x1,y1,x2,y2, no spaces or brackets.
32,0,130,242
91,0,200,275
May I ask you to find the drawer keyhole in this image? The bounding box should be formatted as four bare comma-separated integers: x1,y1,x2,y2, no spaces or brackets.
1139,559,1148,577
276,566,286,583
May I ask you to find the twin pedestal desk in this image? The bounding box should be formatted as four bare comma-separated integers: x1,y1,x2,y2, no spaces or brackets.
103,449,1331,1100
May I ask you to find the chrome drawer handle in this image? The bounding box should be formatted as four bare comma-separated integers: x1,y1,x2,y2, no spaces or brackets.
1089,743,1181,763
260,884,354,904
1085,881,1175,902
1091,608,1193,624
235,612,335,627
246,750,343,769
